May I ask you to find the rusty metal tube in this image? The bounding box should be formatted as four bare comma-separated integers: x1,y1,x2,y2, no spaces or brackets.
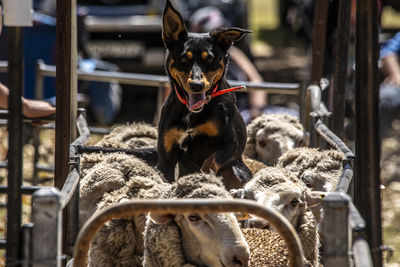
73,199,305,267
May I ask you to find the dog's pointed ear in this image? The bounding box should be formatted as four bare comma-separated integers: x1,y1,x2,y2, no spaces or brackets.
162,0,187,48
210,27,251,50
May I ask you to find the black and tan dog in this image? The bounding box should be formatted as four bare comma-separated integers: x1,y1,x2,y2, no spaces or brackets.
157,0,252,189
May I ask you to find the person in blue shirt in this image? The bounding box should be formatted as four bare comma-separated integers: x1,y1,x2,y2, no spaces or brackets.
379,31,400,135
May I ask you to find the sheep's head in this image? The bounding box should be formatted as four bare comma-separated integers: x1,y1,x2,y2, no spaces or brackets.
301,170,334,192
248,114,306,166
255,129,296,165
149,172,250,267
231,167,322,230
278,148,344,192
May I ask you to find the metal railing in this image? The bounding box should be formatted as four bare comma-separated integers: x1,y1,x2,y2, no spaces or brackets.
72,199,305,267
309,84,373,267
33,60,301,125
29,113,90,266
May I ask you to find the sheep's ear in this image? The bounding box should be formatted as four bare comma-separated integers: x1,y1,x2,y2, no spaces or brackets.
306,191,328,208
162,0,187,48
149,212,175,224
210,27,251,50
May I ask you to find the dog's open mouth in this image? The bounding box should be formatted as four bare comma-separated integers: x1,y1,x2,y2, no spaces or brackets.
188,92,207,113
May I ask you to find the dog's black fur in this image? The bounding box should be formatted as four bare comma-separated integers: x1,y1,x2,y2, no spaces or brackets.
157,0,252,189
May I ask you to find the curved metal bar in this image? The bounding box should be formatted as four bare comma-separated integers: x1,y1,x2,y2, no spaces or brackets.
314,119,355,160
73,199,305,267
69,114,90,157
308,85,331,118
59,168,80,209
335,163,353,193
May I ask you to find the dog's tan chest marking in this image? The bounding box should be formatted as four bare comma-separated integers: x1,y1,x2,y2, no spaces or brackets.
163,121,219,153
193,121,219,136
163,127,185,153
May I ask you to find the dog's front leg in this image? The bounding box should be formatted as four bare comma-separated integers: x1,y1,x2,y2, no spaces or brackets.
157,126,186,182
157,146,178,183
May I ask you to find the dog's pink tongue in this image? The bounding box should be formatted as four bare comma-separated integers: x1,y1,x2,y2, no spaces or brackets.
188,92,206,111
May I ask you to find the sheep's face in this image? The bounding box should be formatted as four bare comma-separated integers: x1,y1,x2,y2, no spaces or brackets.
176,212,250,267
301,170,333,192
246,184,305,230
255,129,295,165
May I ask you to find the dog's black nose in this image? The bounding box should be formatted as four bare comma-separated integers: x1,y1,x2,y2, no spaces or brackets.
190,81,205,92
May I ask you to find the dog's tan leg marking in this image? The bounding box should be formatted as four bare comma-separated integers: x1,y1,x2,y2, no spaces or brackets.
163,127,185,153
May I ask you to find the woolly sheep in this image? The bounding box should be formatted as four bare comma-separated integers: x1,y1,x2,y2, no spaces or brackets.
244,114,306,166
231,167,322,266
79,153,164,227
87,172,250,267
96,122,157,149
80,122,157,177
277,147,344,192
242,228,288,266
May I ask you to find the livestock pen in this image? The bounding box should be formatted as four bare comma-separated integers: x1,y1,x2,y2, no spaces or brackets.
0,0,386,266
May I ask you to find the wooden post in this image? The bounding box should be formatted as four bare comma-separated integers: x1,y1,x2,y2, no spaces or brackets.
303,0,329,130
354,0,382,266
6,26,24,267
55,0,77,258
331,0,351,139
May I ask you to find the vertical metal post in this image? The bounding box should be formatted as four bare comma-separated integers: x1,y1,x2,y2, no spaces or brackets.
321,192,350,266
309,0,329,85
66,178,80,256
6,26,24,267
55,0,77,259
303,0,329,130
32,188,62,267
22,223,33,267
331,0,351,139
55,0,77,189
355,0,382,266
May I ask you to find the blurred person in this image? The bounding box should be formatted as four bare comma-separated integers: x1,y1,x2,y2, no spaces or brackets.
1,0,122,126
379,31,400,136
0,4,55,119
0,82,55,118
